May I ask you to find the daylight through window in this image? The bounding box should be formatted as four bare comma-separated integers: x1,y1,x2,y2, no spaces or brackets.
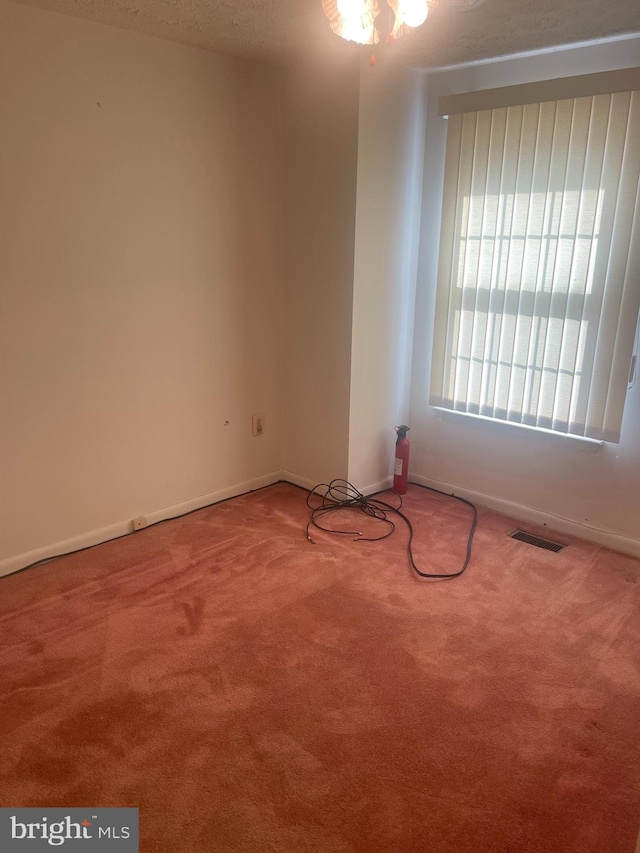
430,77,640,442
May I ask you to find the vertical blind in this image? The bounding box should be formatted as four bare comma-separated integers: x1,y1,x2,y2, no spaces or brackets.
430,88,640,442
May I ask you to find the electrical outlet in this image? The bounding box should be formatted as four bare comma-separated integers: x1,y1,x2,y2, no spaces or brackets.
252,413,265,436
132,516,147,531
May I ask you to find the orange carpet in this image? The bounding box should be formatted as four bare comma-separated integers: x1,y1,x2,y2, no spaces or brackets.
1,482,639,852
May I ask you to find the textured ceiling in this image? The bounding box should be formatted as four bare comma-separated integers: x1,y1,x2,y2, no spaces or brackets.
8,0,640,68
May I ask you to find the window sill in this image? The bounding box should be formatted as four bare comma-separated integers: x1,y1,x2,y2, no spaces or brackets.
432,407,604,454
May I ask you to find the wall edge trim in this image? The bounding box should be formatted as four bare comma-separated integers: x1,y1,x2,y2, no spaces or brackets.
279,471,318,491
358,476,394,495
279,472,394,496
409,473,640,559
0,471,282,579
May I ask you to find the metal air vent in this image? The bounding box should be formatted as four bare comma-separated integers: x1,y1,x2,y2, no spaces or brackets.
509,529,566,552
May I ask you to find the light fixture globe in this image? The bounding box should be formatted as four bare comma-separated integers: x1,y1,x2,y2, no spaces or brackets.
398,0,429,27
336,0,369,17
322,0,380,45
340,15,379,44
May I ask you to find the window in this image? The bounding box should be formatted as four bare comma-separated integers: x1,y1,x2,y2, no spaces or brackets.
430,68,640,443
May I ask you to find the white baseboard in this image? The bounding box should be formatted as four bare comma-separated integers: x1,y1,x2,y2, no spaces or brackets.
410,473,640,559
142,472,281,526
279,471,318,492
279,472,394,497
0,471,282,579
359,476,394,496
6,469,636,579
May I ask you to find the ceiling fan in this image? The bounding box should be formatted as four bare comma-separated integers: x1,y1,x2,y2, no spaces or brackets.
322,0,487,46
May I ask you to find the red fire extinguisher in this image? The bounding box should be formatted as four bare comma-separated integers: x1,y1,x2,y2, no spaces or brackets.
393,425,410,495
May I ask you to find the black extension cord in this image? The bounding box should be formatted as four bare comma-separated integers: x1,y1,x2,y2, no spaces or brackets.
306,479,477,580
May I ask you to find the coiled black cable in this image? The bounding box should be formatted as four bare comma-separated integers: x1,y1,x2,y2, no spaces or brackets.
306,479,477,580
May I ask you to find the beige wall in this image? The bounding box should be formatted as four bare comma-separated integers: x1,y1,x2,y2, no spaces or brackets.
411,38,640,552
281,58,360,487
0,1,283,570
348,58,424,491
2,0,637,571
